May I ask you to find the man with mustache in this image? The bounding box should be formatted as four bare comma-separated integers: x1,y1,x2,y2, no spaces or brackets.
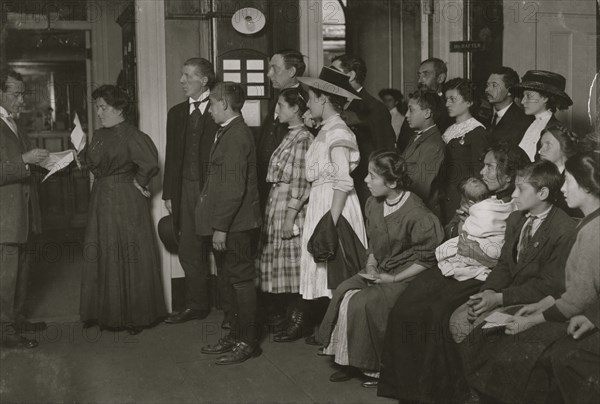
485,67,533,147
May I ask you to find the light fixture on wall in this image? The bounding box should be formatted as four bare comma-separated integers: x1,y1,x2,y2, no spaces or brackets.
231,7,266,35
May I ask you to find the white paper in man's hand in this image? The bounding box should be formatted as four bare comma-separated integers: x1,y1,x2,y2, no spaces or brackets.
40,150,75,182
482,311,513,329
70,113,86,153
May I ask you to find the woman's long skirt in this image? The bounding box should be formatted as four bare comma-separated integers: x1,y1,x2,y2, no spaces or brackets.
80,177,166,328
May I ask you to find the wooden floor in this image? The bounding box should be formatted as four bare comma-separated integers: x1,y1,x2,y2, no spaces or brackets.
3,228,395,404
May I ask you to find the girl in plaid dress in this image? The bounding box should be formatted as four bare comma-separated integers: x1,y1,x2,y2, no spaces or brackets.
258,88,313,293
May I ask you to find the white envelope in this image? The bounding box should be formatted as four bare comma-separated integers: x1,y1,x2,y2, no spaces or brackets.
482,311,513,329
41,150,75,182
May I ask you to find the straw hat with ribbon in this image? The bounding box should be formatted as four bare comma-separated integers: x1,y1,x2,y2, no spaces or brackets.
298,66,362,101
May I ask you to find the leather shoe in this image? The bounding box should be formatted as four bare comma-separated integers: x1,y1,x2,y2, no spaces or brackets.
15,321,47,333
1,334,38,349
215,341,261,365
265,313,287,327
361,379,379,388
305,334,321,346
317,347,329,356
274,308,311,342
201,335,237,354
329,367,359,382
164,308,208,324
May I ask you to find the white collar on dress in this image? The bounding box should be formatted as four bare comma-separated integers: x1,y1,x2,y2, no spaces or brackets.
442,117,485,144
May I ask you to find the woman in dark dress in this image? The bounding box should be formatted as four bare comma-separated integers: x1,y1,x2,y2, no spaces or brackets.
439,78,489,225
460,151,600,404
317,151,443,387
80,85,166,334
538,123,583,217
377,144,530,403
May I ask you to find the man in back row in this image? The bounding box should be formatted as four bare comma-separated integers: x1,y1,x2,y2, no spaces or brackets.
331,54,396,209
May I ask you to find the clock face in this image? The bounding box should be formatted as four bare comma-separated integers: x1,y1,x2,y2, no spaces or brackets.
231,7,266,35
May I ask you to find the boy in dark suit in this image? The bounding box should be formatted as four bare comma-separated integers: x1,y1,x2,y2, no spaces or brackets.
450,160,576,342
197,82,262,365
401,90,446,205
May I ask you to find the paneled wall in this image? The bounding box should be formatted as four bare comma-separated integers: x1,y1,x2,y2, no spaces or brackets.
503,0,597,133
345,0,421,98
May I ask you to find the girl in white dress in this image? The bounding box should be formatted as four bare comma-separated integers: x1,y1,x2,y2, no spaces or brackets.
274,67,368,342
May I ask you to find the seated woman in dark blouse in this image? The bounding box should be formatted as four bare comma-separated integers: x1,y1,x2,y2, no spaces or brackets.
80,85,166,335
460,151,600,404
317,151,443,387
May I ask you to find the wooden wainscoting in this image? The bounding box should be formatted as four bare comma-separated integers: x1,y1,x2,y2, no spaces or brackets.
29,131,90,230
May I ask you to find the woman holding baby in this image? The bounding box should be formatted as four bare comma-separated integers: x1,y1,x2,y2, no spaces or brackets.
377,143,531,403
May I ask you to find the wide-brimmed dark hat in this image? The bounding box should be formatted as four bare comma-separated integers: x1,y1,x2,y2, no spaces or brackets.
158,215,179,254
298,66,361,101
513,70,573,107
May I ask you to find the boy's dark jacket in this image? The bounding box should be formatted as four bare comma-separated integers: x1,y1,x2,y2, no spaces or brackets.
482,206,576,305
195,116,261,235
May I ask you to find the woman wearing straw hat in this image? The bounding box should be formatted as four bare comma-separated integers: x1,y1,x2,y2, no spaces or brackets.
514,70,573,161
273,67,368,342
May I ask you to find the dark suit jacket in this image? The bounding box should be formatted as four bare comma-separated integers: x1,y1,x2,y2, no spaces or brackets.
346,88,396,153
401,125,445,202
435,99,453,134
482,206,576,306
488,103,534,147
163,100,220,227
345,88,396,208
396,120,416,154
0,120,41,244
195,116,261,236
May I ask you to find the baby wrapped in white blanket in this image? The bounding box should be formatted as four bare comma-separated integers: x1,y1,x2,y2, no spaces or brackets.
437,177,515,281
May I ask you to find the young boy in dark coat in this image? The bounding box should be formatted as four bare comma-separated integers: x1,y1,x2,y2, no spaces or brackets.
196,82,262,365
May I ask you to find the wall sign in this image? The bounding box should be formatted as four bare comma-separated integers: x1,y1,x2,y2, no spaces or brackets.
450,41,484,53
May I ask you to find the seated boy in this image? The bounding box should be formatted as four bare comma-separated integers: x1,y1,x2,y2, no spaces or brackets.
449,160,576,343
401,90,445,204
437,177,515,282
196,82,262,364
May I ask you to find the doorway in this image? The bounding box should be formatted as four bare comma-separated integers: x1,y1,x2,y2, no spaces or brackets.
4,27,92,321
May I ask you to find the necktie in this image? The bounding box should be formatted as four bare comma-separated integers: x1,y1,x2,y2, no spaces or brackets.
213,127,225,144
517,215,537,262
491,112,498,128
190,101,203,129
5,115,19,137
